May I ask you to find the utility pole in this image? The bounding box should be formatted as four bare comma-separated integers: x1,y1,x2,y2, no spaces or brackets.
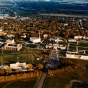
17,56,19,63
28,47,29,53
76,40,78,53
67,43,69,51
1,47,3,66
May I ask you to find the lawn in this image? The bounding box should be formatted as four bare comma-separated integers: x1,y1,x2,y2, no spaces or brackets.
0,54,35,64
69,42,88,51
0,78,37,88
0,53,44,65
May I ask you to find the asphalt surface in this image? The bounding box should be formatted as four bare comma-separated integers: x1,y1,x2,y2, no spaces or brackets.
37,50,59,88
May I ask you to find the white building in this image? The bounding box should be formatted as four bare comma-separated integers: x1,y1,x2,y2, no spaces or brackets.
74,36,83,40
68,39,77,42
10,62,26,69
30,31,41,44
43,34,48,39
0,27,3,32
46,43,66,50
0,14,9,19
54,38,63,43
6,34,15,38
66,53,88,60
21,33,26,38
5,38,15,44
30,37,41,44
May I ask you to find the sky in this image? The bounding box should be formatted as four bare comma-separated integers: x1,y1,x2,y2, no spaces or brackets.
0,0,88,4
0,0,87,2
13,0,88,2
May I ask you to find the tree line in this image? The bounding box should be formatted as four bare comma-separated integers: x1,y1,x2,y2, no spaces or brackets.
0,70,42,83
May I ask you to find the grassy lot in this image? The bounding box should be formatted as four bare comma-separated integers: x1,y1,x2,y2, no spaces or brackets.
0,78,37,88
43,70,88,88
0,53,44,65
0,54,35,64
43,72,79,88
69,42,88,51
43,59,88,88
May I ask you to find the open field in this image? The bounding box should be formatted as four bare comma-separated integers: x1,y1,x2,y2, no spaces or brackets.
0,78,37,88
0,53,44,65
43,58,88,88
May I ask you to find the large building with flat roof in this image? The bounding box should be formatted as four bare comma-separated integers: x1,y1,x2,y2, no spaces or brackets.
4,43,22,51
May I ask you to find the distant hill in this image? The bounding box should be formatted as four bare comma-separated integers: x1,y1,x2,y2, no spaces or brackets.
0,1,88,15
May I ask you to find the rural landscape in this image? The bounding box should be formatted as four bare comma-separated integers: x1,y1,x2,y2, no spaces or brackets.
0,0,88,88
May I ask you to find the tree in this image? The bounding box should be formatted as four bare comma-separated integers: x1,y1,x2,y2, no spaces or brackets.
0,70,5,75
27,64,33,70
37,64,43,70
6,67,12,74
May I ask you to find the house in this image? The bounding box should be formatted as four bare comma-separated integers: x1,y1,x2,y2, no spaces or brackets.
68,39,77,42
6,34,15,38
5,38,15,44
20,33,26,38
4,43,22,51
43,34,48,39
0,27,3,32
0,29,7,36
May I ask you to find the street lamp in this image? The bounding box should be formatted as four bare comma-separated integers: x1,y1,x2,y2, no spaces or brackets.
1,47,3,66
17,56,19,63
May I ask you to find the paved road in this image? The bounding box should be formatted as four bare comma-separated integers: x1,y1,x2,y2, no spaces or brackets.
45,50,59,71
37,50,59,88
37,73,46,88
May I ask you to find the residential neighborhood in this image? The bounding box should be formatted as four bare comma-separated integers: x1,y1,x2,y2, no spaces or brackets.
0,11,88,88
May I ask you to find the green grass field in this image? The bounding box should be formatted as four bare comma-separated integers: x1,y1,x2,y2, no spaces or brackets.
0,78,37,88
0,53,44,65
0,54,35,64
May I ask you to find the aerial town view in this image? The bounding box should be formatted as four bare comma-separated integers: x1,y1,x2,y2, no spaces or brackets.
0,0,88,88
